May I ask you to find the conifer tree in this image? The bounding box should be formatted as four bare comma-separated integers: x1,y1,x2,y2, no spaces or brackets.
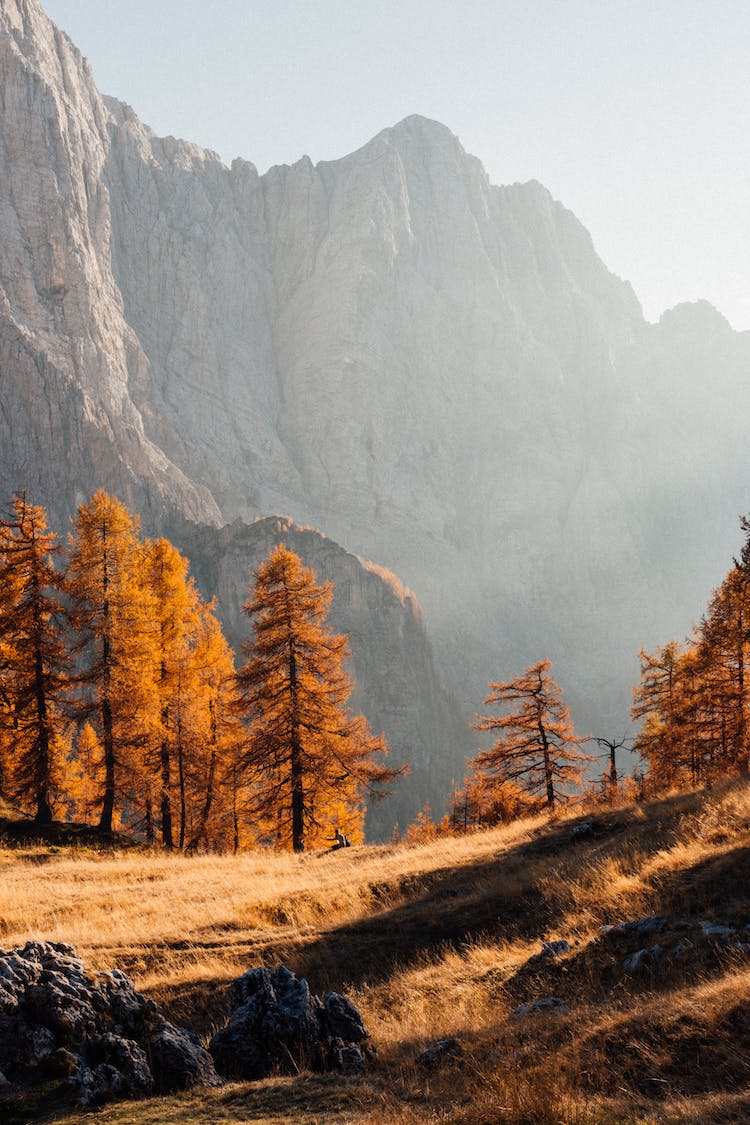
0,496,70,822
144,537,200,849
699,568,750,773
184,600,244,853
236,543,401,852
471,659,588,809
631,641,694,786
67,491,158,832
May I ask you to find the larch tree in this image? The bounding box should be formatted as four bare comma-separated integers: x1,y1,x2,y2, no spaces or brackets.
235,543,402,852
144,537,200,849
699,568,750,774
0,495,70,823
184,599,244,853
67,490,158,833
471,658,588,810
631,641,692,787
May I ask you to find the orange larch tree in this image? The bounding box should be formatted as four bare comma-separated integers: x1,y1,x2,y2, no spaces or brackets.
471,658,589,810
235,543,402,852
184,599,245,853
0,495,70,823
144,537,200,849
67,490,158,833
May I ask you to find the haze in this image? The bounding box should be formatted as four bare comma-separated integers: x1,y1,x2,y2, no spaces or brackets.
42,0,750,331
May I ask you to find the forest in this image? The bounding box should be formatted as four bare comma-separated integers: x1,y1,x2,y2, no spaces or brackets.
3,489,750,853
0,491,396,851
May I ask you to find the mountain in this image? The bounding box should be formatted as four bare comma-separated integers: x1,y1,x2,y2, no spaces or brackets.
3,0,750,822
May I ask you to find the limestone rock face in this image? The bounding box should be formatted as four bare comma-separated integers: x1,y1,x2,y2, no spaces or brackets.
4,0,750,820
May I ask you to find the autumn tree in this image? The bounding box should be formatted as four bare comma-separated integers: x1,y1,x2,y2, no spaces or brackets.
143,537,201,848
184,600,245,853
67,491,158,833
404,802,438,845
236,543,402,852
470,659,588,810
698,567,750,774
0,496,70,822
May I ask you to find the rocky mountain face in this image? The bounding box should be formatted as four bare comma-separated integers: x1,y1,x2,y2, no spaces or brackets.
3,0,750,825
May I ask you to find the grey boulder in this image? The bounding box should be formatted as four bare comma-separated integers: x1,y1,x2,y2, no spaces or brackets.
210,965,371,1079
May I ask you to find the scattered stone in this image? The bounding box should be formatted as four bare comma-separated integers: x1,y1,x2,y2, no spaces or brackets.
527,939,571,966
510,997,569,1020
622,945,664,974
209,965,371,1080
600,916,667,938
417,1038,463,1069
0,941,220,1108
570,823,594,840
699,921,736,938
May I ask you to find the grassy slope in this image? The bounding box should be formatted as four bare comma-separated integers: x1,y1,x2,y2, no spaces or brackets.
4,783,750,1123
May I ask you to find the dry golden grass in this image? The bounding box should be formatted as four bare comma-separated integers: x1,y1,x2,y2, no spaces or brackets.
6,782,750,1124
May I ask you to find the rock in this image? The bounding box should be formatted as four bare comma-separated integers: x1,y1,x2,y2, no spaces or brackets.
209,965,370,1079
0,1071,9,1089
600,916,668,938
510,997,569,1020
0,941,219,1108
417,1038,463,1069
527,940,571,966
699,921,736,938
150,1023,222,1093
47,1047,79,1077
328,1039,369,1076
622,945,664,974
570,823,594,840
322,991,368,1043
72,1033,154,1107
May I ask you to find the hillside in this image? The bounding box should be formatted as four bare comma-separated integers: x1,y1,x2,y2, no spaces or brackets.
4,782,750,1123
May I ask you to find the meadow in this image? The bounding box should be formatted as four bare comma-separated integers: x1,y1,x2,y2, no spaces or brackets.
4,783,750,1124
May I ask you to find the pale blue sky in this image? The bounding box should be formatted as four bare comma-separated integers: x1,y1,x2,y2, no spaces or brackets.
43,0,750,329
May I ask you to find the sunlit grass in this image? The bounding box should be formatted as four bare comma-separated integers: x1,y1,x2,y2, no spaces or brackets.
6,781,750,1123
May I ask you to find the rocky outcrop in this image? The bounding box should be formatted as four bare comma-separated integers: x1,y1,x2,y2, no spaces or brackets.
5,0,750,818
209,966,371,1079
0,941,220,1108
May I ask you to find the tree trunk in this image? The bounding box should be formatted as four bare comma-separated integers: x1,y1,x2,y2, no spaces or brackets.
99,687,115,833
160,737,174,849
289,647,304,852
538,720,554,808
32,644,53,825
177,718,186,850
186,699,217,854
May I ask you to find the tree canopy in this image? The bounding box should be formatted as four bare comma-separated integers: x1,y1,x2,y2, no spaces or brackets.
236,543,402,851
470,658,588,809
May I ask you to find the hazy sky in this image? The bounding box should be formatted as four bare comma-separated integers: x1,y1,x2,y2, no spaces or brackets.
43,0,750,330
